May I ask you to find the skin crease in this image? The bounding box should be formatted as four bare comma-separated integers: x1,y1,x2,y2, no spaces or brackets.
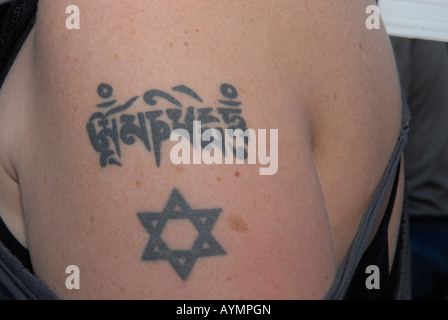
0,0,404,299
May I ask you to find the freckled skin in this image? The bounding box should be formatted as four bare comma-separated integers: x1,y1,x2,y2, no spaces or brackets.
176,166,184,174
227,214,248,233
3,0,401,300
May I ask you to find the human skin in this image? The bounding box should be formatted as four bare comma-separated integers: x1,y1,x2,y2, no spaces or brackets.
0,0,402,299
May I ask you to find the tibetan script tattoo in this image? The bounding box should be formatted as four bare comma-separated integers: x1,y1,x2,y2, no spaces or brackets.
86,83,248,167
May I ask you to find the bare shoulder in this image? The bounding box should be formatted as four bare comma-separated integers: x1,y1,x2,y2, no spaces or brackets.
300,1,403,264
3,0,401,299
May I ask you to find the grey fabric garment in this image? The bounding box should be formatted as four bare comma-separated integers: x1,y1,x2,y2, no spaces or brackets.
0,241,56,299
325,98,411,299
391,37,448,300
391,38,448,218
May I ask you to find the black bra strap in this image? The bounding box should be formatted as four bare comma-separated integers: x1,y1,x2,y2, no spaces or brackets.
344,160,401,299
0,217,34,274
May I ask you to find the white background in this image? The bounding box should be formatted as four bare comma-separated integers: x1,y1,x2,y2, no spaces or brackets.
379,0,448,42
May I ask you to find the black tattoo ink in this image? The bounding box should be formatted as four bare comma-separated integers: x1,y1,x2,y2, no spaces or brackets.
119,113,152,152
87,113,122,167
143,89,183,108
218,83,241,107
197,108,220,125
172,85,203,103
138,189,226,280
86,83,248,167
146,110,171,167
96,83,117,108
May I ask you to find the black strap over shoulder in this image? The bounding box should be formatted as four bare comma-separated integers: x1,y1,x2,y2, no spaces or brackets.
344,161,402,299
0,218,33,274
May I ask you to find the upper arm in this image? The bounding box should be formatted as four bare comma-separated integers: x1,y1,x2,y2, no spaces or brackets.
18,0,347,299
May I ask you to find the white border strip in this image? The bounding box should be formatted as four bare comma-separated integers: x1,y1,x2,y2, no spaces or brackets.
379,0,448,42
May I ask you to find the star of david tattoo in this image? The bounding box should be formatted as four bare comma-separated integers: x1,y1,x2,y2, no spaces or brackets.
137,189,227,280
